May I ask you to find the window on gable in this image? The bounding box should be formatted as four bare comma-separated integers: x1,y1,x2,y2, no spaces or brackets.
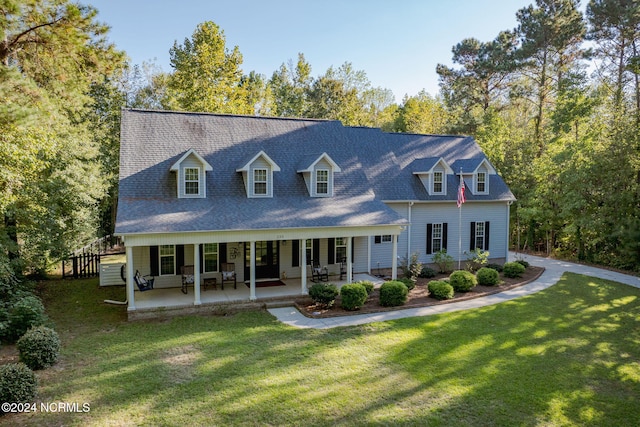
316,169,329,195
476,172,486,193
184,167,200,195
433,171,443,193
253,168,268,196
159,245,175,276
203,243,218,273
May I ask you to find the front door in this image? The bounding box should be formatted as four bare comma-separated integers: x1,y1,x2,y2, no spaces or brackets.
245,241,279,280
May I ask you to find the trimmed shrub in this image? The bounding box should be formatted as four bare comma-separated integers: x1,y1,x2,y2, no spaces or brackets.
309,283,339,308
419,266,437,278
515,259,530,268
449,270,477,292
485,263,503,272
476,267,500,286
6,295,48,342
355,280,374,295
503,262,526,278
340,283,368,311
0,363,38,407
379,281,408,307
428,280,454,300
398,277,416,291
17,326,61,370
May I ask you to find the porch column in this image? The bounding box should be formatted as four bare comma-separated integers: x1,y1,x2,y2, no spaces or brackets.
126,245,135,311
249,240,257,300
193,244,201,305
391,234,398,280
347,237,353,283
300,239,308,294
367,236,372,274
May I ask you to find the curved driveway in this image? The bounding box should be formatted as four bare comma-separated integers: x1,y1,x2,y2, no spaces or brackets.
267,253,640,329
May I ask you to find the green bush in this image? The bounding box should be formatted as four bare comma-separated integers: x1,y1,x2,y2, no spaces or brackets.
5,295,49,342
340,283,368,311
354,280,374,295
17,326,61,370
465,248,490,272
515,259,530,268
432,249,454,273
419,266,437,278
476,267,500,286
398,277,416,291
379,281,408,307
399,252,422,281
449,270,477,292
485,263,503,272
428,280,454,300
503,262,526,278
0,363,38,407
308,283,339,308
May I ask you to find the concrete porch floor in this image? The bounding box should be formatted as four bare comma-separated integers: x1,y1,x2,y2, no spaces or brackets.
130,273,385,312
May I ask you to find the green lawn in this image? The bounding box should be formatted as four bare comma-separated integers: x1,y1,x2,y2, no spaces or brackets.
4,273,640,426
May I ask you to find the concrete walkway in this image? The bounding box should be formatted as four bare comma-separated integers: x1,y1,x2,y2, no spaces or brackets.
267,253,640,329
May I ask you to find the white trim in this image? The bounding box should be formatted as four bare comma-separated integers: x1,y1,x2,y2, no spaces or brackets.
296,152,341,173
170,148,213,172
236,150,281,172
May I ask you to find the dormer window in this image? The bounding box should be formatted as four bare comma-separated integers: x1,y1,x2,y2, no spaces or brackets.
170,149,212,199
184,167,201,195
253,168,268,196
236,151,280,198
298,153,341,197
433,171,444,194
476,172,487,193
316,170,329,195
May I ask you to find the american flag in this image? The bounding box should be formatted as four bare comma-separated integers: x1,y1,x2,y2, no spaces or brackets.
457,174,466,208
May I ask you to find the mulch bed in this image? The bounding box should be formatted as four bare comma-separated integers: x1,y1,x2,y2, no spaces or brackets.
295,266,545,318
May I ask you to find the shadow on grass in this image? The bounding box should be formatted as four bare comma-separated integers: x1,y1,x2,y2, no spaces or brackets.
7,273,639,426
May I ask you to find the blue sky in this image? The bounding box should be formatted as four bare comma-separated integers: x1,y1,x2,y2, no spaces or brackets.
88,0,548,102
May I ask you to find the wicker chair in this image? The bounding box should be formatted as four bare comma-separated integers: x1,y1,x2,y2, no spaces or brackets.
220,262,237,290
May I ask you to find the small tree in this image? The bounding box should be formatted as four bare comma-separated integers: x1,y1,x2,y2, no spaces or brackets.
465,248,489,272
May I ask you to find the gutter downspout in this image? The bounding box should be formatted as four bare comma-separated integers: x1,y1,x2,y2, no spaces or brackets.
407,201,414,260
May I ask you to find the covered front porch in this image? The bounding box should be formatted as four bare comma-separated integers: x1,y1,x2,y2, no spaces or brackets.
128,273,384,320
121,225,404,315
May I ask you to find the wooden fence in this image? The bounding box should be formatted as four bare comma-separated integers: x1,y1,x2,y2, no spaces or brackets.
62,252,101,279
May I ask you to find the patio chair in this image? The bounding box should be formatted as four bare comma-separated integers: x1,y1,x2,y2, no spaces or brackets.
220,262,237,290
181,265,195,294
134,270,154,291
311,260,329,282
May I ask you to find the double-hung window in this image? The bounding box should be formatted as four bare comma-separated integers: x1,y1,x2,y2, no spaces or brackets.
203,243,218,273
475,222,485,250
159,245,175,275
253,168,268,196
184,167,200,195
316,169,329,195
432,223,443,252
306,239,313,265
335,237,347,263
433,171,443,193
476,172,486,193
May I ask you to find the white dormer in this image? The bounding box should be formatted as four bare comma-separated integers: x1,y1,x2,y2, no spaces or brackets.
297,153,341,197
236,151,281,198
412,157,453,195
452,158,496,195
170,149,213,198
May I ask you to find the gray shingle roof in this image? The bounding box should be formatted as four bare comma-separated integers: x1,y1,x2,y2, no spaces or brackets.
115,109,515,235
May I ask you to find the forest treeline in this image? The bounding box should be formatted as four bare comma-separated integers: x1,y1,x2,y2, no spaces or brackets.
1,0,639,276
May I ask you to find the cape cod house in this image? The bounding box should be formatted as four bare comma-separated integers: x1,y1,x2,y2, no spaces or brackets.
115,108,515,315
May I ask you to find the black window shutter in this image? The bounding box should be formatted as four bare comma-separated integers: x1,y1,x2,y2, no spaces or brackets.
442,223,448,251
313,239,320,264
199,244,204,273
176,245,184,273
351,237,355,262
292,240,299,267
150,246,159,276
470,222,476,251
484,221,490,250
374,235,381,244
426,224,433,254
328,238,335,264
220,243,227,265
